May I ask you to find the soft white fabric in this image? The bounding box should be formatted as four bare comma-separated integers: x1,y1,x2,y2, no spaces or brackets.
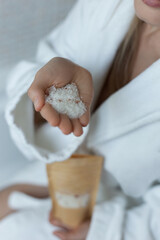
3,0,160,239
0,109,30,189
8,192,50,210
0,198,59,240
86,58,160,197
87,186,160,240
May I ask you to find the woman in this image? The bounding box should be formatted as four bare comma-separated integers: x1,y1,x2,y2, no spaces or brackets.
1,0,160,239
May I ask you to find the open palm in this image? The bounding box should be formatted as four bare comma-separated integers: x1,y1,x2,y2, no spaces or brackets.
28,57,94,136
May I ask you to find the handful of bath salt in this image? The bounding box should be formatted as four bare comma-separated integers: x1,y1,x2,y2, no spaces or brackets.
45,83,86,119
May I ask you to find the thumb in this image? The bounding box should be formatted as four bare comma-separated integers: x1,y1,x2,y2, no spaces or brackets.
28,85,45,112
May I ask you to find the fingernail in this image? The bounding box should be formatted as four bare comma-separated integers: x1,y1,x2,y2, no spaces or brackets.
53,232,61,236
53,232,65,239
34,99,39,110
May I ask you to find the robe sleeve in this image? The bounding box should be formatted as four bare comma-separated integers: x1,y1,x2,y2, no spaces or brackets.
5,0,93,163
87,185,160,240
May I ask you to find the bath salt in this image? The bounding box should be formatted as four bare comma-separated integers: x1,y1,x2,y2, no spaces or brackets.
55,192,90,209
45,83,86,119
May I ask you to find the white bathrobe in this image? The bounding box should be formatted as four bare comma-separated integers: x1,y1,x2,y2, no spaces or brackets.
4,0,160,239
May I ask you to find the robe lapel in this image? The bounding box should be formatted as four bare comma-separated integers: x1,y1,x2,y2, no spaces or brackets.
87,59,160,148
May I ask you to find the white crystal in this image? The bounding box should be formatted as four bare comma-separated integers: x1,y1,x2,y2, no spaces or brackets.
45,83,86,119
55,192,90,208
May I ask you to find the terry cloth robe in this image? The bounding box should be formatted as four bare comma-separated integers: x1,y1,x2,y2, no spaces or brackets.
4,0,160,239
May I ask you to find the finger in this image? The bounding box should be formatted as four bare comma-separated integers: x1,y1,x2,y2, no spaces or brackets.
40,103,60,126
52,221,72,231
28,86,45,112
71,119,83,137
53,231,67,240
48,210,53,223
74,69,94,108
79,109,90,127
53,230,79,240
62,221,90,240
49,211,72,230
59,114,72,135
53,220,90,240
28,67,55,112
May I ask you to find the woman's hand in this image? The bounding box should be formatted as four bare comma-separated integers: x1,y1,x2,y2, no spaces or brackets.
49,211,90,240
28,57,94,136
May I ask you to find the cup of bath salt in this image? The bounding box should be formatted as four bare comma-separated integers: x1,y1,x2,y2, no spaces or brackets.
46,154,103,228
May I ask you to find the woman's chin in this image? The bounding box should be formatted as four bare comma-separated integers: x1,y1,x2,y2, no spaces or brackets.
134,0,160,27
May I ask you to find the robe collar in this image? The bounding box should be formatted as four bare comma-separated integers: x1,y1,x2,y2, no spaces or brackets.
87,58,160,148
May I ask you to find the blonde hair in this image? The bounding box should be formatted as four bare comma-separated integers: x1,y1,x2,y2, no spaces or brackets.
106,15,143,96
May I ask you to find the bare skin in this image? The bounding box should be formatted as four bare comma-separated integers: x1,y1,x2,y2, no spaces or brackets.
130,23,160,81
28,58,94,137
49,211,90,240
131,0,160,80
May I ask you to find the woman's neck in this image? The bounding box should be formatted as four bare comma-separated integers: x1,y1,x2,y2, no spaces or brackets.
142,22,160,57
145,23,160,34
